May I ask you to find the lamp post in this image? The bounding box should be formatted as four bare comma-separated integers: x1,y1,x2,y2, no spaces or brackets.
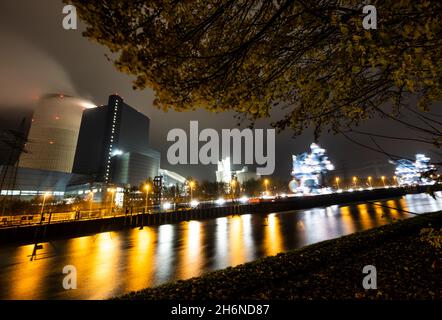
393,175,398,186
144,184,150,213
89,191,94,213
368,176,373,188
40,192,50,222
189,181,195,202
230,179,236,202
335,177,340,190
264,179,269,195
381,176,386,187
109,188,116,214
352,176,358,188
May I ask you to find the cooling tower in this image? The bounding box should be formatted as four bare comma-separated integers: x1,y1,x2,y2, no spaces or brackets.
19,94,96,173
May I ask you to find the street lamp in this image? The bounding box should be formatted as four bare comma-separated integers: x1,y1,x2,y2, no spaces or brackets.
381,176,386,187
40,192,50,221
352,176,358,188
144,184,151,213
89,191,94,212
335,177,340,190
230,179,237,202
108,188,116,214
368,176,373,188
393,175,398,186
264,179,269,195
189,181,195,201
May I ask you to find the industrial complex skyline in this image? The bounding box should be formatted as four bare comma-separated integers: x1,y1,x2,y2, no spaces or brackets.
0,1,440,183
0,0,440,307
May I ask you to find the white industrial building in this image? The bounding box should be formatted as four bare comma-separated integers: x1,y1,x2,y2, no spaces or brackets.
19,94,96,173
216,157,260,184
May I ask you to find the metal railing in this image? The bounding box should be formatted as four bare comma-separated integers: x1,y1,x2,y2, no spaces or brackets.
0,204,198,228
0,196,273,228
0,209,127,228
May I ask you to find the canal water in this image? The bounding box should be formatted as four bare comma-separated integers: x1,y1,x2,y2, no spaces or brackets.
1,192,441,300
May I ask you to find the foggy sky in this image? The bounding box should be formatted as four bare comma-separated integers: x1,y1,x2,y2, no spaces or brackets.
0,31,77,108
0,1,439,182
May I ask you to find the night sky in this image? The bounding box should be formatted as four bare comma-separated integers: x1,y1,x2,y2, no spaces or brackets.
0,1,440,182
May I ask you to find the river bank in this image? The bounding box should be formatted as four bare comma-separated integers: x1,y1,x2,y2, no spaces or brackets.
1,185,438,245
120,211,442,300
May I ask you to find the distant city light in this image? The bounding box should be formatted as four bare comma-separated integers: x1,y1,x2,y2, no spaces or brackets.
111,149,123,157
216,198,226,206
190,200,199,208
239,196,249,204
79,100,97,109
163,202,172,210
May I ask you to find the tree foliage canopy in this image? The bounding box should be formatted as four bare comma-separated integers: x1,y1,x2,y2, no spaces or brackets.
68,0,442,136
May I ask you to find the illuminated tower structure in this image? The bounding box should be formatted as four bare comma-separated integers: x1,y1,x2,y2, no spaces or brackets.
73,95,160,186
18,94,96,173
215,157,260,187
393,154,436,186
289,143,335,194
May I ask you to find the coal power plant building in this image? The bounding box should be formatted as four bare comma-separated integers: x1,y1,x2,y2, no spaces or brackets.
19,94,97,173
72,95,160,187
0,95,96,198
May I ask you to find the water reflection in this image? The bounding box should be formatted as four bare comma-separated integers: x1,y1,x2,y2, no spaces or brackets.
264,214,284,256
241,214,254,262
215,217,228,269
90,233,121,299
177,221,204,279
1,192,441,300
340,206,356,235
155,224,175,283
6,245,50,299
126,227,156,292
